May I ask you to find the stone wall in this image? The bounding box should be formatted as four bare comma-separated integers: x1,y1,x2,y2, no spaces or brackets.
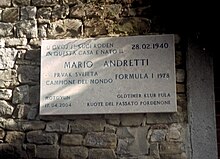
0,0,187,159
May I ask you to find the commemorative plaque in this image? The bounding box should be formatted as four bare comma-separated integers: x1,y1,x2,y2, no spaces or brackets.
40,34,177,115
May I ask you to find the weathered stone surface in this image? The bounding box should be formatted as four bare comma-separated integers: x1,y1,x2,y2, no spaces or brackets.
17,65,39,84
0,0,11,7
84,18,108,36
4,118,21,131
150,129,167,142
36,145,59,159
61,0,84,5
5,38,28,46
89,148,116,159
52,5,69,20
13,104,30,119
0,128,5,139
150,143,160,159
176,69,185,83
21,121,46,131
120,114,145,126
84,132,117,148
147,113,180,124
116,127,149,156
32,0,59,6
38,24,48,38
0,48,18,69
27,104,39,120
37,7,52,19
61,134,83,146
12,85,29,104
0,117,6,128
159,142,184,154
45,120,68,132
0,22,13,37
0,69,18,88
0,100,14,116
166,124,182,141
0,39,5,48
20,6,37,20
70,119,106,133
27,130,58,144
175,51,183,66
176,84,185,93
2,8,19,23
104,125,116,133
25,49,40,61
23,144,36,158
0,144,19,159
5,131,25,143
60,146,88,159
0,89,12,100
29,85,40,104
160,153,187,159
105,114,120,126
48,19,82,38
114,17,151,35
12,0,31,6
16,20,38,38
104,4,122,19
69,5,85,18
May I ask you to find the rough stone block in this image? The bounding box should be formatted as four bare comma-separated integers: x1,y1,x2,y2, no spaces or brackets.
0,89,12,100
48,19,82,38
159,142,184,154
84,18,108,36
176,69,185,83
116,127,149,156
114,17,151,35
147,113,179,124
85,132,117,148
150,143,160,159
12,0,30,6
16,20,38,38
5,38,28,46
12,104,30,119
12,85,29,104
2,8,19,23
0,0,11,7
0,39,5,48
37,7,52,19
176,84,185,93
0,22,13,37
150,129,167,142
60,146,88,159
21,121,46,131
20,6,36,20
36,145,59,159
27,130,58,144
45,120,68,133
61,134,83,146
27,104,39,120
105,114,120,126
29,85,40,104
0,100,14,117
38,24,48,38
51,4,69,20
70,119,106,133
69,5,85,18
32,0,59,7
17,65,39,84
5,131,25,143
0,128,5,139
0,48,18,69
120,114,145,126
89,148,117,159
0,69,18,88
